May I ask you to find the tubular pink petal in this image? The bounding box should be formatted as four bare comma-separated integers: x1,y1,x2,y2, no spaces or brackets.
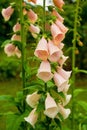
52,9,64,23
51,23,65,45
58,104,71,119
44,93,59,118
29,24,40,34
1,6,14,21
37,61,53,82
53,0,65,10
11,34,21,42
27,0,37,4
13,22,21,32
55,20,68,34
24,108,38,128
48,40,62,62
15,47,21,58
4,43,16,57
53,72,68,92
58,55,68,66
34,37,49,61
57,66,72,80
26,91,40,108
63,94,72,106
27,9,38,24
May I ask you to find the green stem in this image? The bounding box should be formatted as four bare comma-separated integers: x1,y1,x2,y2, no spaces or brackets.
71,0,80,129
43,0,46,34
20,0,26,109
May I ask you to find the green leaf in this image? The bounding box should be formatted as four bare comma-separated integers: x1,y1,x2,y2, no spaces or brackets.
74,89,86,97
1,40,11,47
6,113,25,130
77,101,87,111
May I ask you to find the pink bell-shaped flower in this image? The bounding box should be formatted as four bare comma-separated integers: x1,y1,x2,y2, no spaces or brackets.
53,72,68,92
27,9,38,24
52,9,64,23
4,43,16,57
11,34,21,42
53,0,65,10
44,93,59,118
51,23,65,45
57,66,72,80
57,42,64,50
48,40,62,62
15,47,21,58
63,94,72,106
29,24,40,34
34,37,49,61
26,91,40,108
63,84,70,93
24,108,38,128
1,6,14,21
58,55,68,66
37,61,53,82
55,20,68,34
58,104,71,119
27,0,37,4
13,22,21,32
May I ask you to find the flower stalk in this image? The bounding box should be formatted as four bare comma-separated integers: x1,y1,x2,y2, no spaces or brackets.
71,0,80,129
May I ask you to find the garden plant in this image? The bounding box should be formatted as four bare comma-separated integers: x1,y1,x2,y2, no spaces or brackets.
0,0,87,130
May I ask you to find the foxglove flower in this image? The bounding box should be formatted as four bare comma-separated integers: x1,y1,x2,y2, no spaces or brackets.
53,72,68,92
27,0,37,4
11,34,21,42
1,6,14,21
52,9,64,23
27,9,38,24
53,0,65,10
51,23,65,45
48,40,62,62
29,24,40,38
44,93,59,118
57,66,72,80
26,91,40,108
13,22,21,32
15,46,21,58
34,37,49,61
24,108,38,128
37,61,53,82
55,20,68,34
58,55,68,66
63,94,72,106
58,104,71,119
4,43,16,57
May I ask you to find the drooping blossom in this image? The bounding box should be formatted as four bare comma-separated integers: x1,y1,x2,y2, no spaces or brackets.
27,9,38,24
34,37,49,61
63,84,70,93
58,104,71,119
37,61,53,82
24,108,38,128
58,55,68,66
1,6,14,21
27,0,37,4
4,43,21,58
52,9,64,23
4,43,16,57
13,22,21,32
51,23,65,45
57,42,64,50
29,24,40,38
53,0,65,10
26,91,40,108
15,46,21,58
44,93,59,118
48,40,62,62
57,66,72,80
55,20,68,34
11,34,21,42
53,72,68,92
63,94,72,106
